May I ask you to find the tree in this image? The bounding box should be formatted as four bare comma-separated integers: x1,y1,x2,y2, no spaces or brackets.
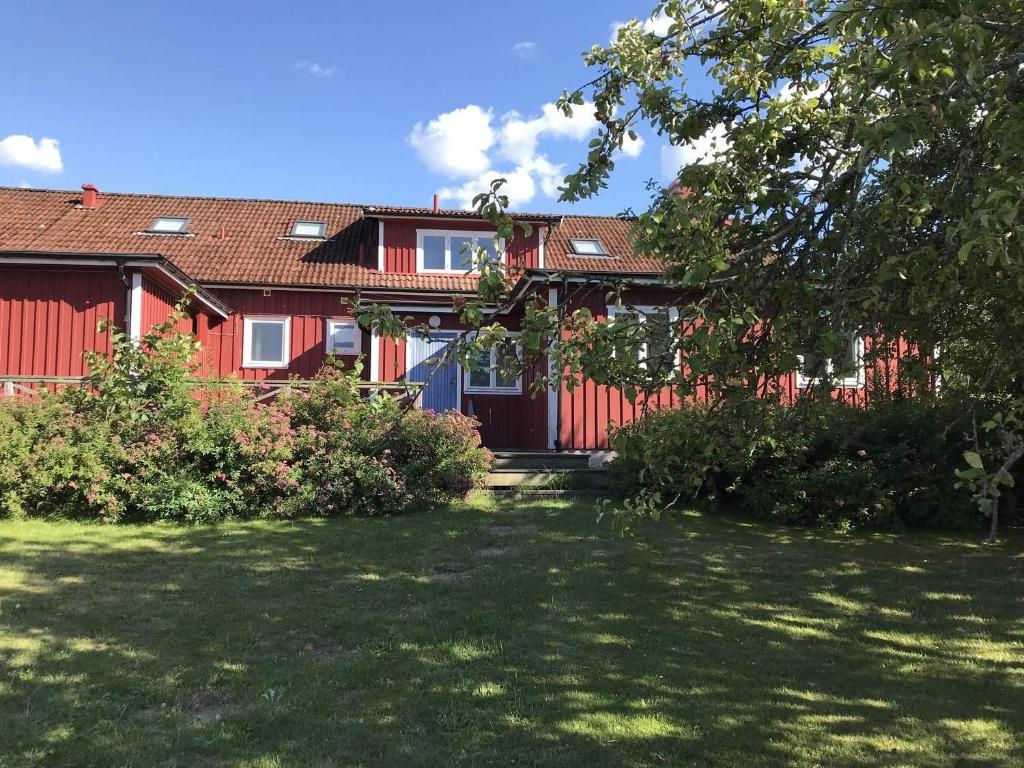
361,0,1024,541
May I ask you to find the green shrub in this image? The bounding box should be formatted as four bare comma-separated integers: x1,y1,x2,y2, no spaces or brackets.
608,397,980,530
0,308,492,523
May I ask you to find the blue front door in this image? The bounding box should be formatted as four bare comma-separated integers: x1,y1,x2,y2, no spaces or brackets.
407,332,459,412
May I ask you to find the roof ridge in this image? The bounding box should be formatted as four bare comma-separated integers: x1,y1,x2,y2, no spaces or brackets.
0,185,634,220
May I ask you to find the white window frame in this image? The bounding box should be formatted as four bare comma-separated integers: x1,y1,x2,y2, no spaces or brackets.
606,305,681,370
289,220,327,239
242,316,291,369
796,335,865,389
570,238,609,256
148,216,190,234
324,318,361,356
416,229,505,274
463,333,523,395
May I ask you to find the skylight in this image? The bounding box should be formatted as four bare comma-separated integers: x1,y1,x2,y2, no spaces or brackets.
148,216,190,234
570,238,608,256
290,220,327,239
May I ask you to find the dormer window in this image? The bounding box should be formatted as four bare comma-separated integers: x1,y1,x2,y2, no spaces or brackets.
289,220,327,239
570,238,608,256
416,229,504,273
148,217,190,234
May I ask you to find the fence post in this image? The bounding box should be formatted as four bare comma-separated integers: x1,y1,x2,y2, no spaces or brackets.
2,381,13,398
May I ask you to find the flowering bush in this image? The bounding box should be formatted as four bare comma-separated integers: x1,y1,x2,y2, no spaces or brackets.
0,307,491,523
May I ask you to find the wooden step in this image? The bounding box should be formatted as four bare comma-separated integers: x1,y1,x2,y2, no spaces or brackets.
485,468,609,491
490,452,591,471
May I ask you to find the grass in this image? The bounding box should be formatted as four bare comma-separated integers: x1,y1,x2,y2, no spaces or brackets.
1,496,1022,768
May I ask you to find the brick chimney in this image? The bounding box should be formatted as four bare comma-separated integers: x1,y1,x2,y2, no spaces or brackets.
433,193,440,214
81,183,101,209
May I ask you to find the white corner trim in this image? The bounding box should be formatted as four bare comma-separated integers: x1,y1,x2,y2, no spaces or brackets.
128,273,144,344
377,220,385,271
538,227,546,269
369,327,381,382
547,286,559,450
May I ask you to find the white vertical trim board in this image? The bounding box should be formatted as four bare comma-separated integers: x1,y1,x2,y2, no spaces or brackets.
128,273,144,344
538,226,546,269
547,286,559,449
377,220,385,271
369,328,381,382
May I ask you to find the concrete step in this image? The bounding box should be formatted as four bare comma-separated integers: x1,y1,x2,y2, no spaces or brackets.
491,452,591,471
485,468,609,491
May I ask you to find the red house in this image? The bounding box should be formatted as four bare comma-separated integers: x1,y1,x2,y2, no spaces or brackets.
0,184,901,451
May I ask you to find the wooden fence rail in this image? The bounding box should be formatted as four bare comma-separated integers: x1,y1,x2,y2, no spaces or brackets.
0,376,421,403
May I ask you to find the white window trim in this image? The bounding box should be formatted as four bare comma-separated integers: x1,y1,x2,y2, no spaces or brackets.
796,335,865,389
606,305,681,370
324,317,361,356
416,229,505,274
570,238,608,256
242,316,291,369
463,333,523,395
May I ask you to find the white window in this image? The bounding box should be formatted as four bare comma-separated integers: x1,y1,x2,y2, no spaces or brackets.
325,318,361,355
416,229,504,273
290,220,326,239
796,332,864,388
463,337,522,394
242,316,291,368
149,216,190,234
606,305,680,370
570,238,608,256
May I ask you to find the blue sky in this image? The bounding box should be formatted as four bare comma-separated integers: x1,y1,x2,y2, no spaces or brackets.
0,0,692,215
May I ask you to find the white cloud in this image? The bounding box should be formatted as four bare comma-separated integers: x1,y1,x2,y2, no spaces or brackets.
409,105,496,178
659,123,731,179
511,41,537,58
622,132,646,157
609,10,673,42
0,135,63,173
412,101,645,209
295,60,337,78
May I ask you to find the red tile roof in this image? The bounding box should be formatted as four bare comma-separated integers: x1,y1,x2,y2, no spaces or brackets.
0,186,664,290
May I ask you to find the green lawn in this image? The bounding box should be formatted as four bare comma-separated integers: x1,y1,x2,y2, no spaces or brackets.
1,497,1022,768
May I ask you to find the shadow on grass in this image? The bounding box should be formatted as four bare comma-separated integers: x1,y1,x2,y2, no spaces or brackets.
0,500,1022,767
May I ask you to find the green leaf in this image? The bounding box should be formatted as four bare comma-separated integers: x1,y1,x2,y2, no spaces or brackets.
964,451,984,470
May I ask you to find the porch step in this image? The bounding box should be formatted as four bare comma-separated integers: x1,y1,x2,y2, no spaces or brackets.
491,451,591,471
485,468,609,491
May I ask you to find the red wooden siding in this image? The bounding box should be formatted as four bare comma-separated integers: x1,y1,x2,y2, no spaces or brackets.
382,218,540,274
0,266,125,378
141,277,193,336
205,288,363,380
557,288,687,451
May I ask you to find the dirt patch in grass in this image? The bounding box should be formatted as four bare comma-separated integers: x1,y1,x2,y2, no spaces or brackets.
303,642,352,661
473,546,512,558
182,688,239,723
432,562,473,581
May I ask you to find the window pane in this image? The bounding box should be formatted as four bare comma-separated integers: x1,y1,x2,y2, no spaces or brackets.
495,341,519,388
151,217,187,233
451,236,476,270
328,321,356,353
469,348,491,388
644,311,674,368
612,311,642,360
571,239,605,255
422,235,447,270
834,331,860,379
292,221,325,238
251,321,285,363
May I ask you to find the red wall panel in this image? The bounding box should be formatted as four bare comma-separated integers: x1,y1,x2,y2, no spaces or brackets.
206,288,363,381
0,266,125,378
